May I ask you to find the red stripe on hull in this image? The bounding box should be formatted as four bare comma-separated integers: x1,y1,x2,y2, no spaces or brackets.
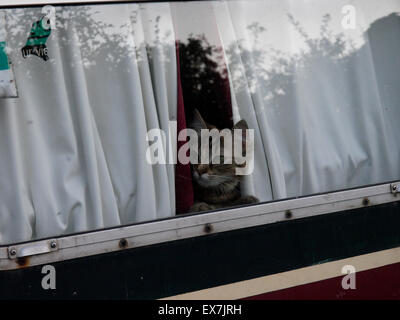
244,262,400,300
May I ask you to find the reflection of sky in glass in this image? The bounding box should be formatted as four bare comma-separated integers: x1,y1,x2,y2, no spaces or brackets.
173,0,400,56
83,0,400,71
92,2,174,36
2,0,400,71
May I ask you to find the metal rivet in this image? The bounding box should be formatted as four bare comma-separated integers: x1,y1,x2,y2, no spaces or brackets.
50,241,57,249
204,223,213,233
119,238,128,248
9,249,16,256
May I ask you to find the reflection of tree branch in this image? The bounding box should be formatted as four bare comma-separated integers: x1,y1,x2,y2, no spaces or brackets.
226,13,358,109
6,6,174,72
177,34,231,129
288,13,355,59
5,7,361,117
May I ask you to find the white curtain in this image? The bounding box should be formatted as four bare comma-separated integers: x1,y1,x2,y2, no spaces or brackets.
1,0,400,245
213,0,400,201
0,3,177,245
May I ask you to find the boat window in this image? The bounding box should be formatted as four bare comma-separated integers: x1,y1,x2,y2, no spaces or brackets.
0,0,400,245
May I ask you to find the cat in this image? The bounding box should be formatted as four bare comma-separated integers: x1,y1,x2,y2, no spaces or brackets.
189,109,259,212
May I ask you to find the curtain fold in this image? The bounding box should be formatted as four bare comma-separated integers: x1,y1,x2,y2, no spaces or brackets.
213,0,400,201
0,3,177,244
212,0,277,202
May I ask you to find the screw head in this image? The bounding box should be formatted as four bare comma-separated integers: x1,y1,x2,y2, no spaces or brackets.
9,249,16,256
204,223,213,233
392,184,397,191
119,238,128,249
50,241,57,249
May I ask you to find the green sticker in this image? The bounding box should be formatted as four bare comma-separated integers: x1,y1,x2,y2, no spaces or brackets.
0,41,10,71
21,18,51,61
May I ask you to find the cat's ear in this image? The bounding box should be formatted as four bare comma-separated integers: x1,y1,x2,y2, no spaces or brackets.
190,109,208,130
233,119,248,131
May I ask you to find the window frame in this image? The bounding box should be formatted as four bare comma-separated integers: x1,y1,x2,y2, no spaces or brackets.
1,180,399,270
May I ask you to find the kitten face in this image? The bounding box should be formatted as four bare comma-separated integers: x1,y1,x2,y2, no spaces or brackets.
190,109,246,191
192,161,239,190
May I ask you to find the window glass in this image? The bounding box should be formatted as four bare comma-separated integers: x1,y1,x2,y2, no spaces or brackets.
0,0,399,245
